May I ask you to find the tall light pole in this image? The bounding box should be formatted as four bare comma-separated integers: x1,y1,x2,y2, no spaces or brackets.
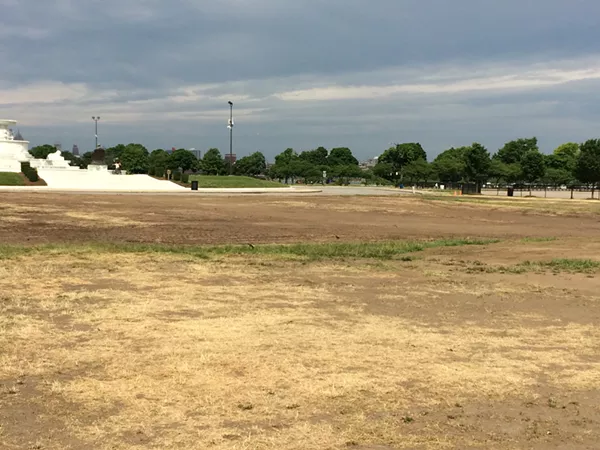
227,101,233,175
92,116,100,149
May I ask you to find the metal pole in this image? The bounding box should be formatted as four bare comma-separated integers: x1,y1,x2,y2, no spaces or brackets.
92,116,100,148
228,102,233,175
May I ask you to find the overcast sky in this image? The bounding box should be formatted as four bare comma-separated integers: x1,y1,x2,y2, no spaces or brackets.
1,0,600,160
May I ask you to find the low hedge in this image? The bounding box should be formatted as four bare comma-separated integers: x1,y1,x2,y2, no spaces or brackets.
21,162,39,182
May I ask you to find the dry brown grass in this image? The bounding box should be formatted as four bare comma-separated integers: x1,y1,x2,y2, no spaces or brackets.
2,242,600,449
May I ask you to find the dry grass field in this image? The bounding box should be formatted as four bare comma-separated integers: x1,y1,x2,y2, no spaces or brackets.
1,193,600,449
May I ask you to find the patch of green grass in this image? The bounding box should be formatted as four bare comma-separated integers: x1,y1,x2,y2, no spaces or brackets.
520,237,558,243
520,259,600,273
488,258,600,274
0,238,500,262
0,172,24,186
187,175,285,188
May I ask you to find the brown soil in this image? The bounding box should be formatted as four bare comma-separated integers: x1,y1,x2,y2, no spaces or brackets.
0,193,599,245
1,193,600,449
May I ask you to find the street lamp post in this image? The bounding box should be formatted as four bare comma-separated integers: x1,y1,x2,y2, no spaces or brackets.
227,101,233,175
92,116,100,148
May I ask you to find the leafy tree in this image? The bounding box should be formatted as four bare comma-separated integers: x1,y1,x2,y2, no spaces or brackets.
270,148,301,183
489,159,509,194
520,150,546,195
235,152,267,177
403,158,432,185
299,147,329,167
201,148,225,175
544,167,572,188
327,147,358,167
372,162,394,180
505,163,522,184
463,143,491,187
148,149,170,177
29,144,58,159
496,137,538,165
432,147,466,183
81,152,93,168
547,142,579,173
575,139,600,199
168,149,199,172
105,144,126,165
377,143,427,181
120,143,149,174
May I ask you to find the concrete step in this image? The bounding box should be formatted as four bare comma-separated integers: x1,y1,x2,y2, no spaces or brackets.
37,169,186,191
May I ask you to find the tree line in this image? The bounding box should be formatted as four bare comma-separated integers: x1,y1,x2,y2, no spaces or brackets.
28,137,600,193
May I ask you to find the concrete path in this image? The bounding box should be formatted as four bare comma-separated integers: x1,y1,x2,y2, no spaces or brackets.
0,184,417,196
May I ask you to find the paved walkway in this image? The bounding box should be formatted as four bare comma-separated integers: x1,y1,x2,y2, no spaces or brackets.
0,185,417,196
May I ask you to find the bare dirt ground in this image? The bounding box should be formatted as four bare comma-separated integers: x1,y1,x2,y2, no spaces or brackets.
1,193,600,449
1,192,600,245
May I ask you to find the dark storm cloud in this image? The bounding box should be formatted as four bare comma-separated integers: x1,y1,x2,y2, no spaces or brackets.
3,0,600,87
2,0,600,158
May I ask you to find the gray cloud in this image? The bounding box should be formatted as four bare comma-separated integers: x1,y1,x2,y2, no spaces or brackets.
1,0,600,159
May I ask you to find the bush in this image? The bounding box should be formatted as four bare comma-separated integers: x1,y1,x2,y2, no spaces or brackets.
173,171,182,181
21,162,39,182
148,167,155,177
181,173,190,184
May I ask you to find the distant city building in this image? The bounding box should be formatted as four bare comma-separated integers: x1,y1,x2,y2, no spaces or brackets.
72,144,79,156
54,141,62,152
359,156,378,170
224,153,237,164
189,148,201,159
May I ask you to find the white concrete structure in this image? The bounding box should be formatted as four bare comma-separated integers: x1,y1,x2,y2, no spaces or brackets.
0,118,185,191
0,119,78,172
0,119,32,172
37,170,186,191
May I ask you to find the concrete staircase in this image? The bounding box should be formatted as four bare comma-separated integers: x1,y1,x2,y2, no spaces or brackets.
37,169,187,191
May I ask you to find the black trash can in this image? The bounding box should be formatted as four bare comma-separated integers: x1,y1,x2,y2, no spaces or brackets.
191,180,199,191
507,186,514,197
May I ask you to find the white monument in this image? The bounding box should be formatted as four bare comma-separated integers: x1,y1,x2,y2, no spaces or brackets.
0,119,185,191
0,119,78,172
0,120,32,172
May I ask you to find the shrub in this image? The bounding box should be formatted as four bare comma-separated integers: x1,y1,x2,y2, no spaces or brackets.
181,173,190,184
148,167,155,177
173,171,182,181
20,162,39,182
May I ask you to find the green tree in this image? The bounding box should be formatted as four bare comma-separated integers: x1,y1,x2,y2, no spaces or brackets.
496,137,538,165
120,143,149,174
547,142,579,173
105,144,126,165
544,167,572,188
432,147,467,183
270,148,301,183
29,144,58,159
327,147,358,167
168,149,200,172
489,159,509,195
575,139,600,199
235,152,267,177
372,162,394,180
403,158,432,185
520,150,546,195
299,147,329,167
201,148,225,175
463,143,491,188
81,152,93,168
377,143,427,181
148,149,170,177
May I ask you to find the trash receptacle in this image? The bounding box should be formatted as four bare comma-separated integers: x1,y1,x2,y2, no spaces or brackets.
507,186,514,197
191,180,199,191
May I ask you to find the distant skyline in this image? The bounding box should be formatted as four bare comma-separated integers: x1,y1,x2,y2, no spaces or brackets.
2,0,600,159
